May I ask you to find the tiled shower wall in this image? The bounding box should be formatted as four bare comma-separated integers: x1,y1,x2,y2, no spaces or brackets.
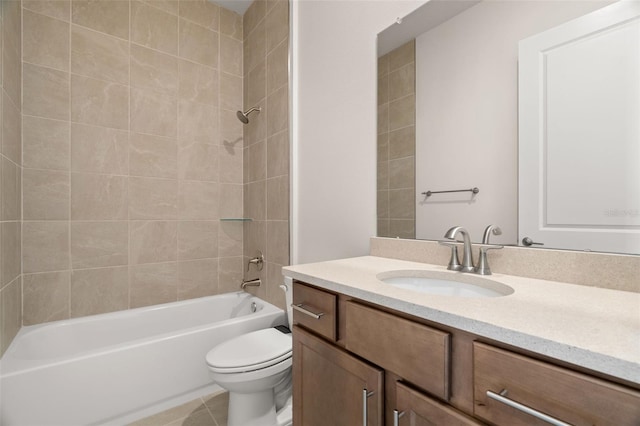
242,0,289,310
19,0,247,326
1,0,23,355
377,40,415,239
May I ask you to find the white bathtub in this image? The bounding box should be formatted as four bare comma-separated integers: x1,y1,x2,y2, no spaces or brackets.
0,292,286,425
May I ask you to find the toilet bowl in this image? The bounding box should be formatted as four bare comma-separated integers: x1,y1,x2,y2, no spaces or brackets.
205,280,295,426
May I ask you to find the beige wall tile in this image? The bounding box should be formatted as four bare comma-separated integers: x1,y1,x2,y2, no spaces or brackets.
388,95,415,132
1,157,20,220
23,169,70,220
266,175,288,220
71,173,128,220
388,156,414,190
178,100,218,143
266,85,287,137
131,87,178,137
130,262,178,308
243,0,265,40
131,44,179,96
3,42,22,108
220,109,243,146
218,256,242,293
389,126,415,160
22,116,70,171
265,261,286,309
178,139,219,181
129,177,178,220
23,0,71,21
266,40,287,95
2,90,21,164
23,221,68,273
2,0,22,52
378,75,388,106
264,0,287,54
71,75,129,130
23,9,70,71
141,0,179,15
178,181,219,220
247,139,265,182
388,39,414,71
244,105,266,146
71,123,129,174
71,24,129,85
179,0,219,30
266,220,288,265
178,221,218,260
1,222,21,284
70,266,129,317
220,73,243,112
1,277,22,355
179,19,218,67
219,141,243,184
389,219,415,239
129,132,178,179
219,184,243,218
244,220,265,263
244,180,265,221
266,130,288,178
23,271,70,325
377,104,388,135
23,63,70,121
378,190,389,218
178,258,218,300
243,21,265,74
377,132,389,162
378,53,389,78
72,0,129,39
220,35,242,76
178,59,218,105
377,160,388,190
219,222,242,256
130,220,177,264
246,60,265,108
131,0,179,54
71,221,128,269
388,63,415,103
389,188,415,219
378,219,390,238
220,7,242,41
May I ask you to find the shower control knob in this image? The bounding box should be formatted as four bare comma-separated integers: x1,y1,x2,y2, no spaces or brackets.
522,237,544,246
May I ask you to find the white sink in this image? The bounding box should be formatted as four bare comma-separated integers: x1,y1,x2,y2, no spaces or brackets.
377,271,513,298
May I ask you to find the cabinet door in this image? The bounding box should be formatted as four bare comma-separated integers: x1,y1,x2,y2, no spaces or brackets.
393,382,482,426
293,325,384,426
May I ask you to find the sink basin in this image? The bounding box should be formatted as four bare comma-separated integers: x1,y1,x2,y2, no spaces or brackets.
377,271,513,298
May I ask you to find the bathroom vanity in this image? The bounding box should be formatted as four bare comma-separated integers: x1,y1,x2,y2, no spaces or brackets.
283,256,640,426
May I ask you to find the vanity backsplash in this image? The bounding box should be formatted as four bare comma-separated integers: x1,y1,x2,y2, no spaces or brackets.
370,237,639,293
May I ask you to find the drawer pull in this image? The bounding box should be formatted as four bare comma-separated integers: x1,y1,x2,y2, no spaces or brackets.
486,390,572,426
363,389,374,426
393,409,405,426
292,303,325,319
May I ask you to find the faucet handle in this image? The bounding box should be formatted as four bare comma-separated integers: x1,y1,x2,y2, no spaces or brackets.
474,244,503,275
438,240,463,271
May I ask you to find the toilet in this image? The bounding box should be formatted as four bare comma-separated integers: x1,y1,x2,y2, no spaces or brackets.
205,280,294,426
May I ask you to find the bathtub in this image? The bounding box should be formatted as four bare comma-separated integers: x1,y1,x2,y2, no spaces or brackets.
0,291,286,425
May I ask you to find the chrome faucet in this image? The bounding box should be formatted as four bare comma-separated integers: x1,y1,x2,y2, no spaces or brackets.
443,226,475,272
475,225,503,275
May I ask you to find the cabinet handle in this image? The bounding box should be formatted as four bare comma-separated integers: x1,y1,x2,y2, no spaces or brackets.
362,388,374,426
291,303,324,319
486,390,572,426
393,409,405,426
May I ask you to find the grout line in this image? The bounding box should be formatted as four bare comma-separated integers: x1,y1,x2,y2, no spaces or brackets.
127,0,132,310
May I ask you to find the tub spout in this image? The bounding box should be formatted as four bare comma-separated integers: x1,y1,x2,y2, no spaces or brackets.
241,278,261,290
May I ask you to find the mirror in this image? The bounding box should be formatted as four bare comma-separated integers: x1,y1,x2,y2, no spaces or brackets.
376,0,640,254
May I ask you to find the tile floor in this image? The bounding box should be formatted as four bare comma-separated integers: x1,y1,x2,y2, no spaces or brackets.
128,391,229,426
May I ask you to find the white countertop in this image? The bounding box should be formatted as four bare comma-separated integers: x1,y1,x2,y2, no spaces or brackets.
283,256,640,385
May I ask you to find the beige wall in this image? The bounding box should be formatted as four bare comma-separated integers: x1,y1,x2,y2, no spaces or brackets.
377,40,415,239
242,0,289,310
1,0,23,356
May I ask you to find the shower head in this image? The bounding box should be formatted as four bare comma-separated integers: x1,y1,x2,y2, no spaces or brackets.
236,107,261,124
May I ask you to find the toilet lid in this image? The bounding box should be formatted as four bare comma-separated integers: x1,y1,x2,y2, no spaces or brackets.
206,328,292,373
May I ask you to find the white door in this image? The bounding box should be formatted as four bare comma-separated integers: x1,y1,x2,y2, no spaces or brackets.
518,0,640,254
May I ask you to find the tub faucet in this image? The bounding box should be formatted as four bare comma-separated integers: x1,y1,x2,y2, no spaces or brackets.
443,226,475,272
241,278,261,290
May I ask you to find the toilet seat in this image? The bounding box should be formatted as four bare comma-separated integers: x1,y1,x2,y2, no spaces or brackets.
206,328,292,374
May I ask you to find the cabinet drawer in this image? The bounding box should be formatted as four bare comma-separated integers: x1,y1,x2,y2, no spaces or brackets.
292,282,337,341
394,382,482,426
345,301,451,400
473,342,640,425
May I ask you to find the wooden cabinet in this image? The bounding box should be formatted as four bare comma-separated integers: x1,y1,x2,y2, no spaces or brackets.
292,280,640,425
293,325,383,426
473,342,640,426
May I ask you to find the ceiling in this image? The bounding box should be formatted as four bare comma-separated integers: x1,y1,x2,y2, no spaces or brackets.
210,0,252,16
